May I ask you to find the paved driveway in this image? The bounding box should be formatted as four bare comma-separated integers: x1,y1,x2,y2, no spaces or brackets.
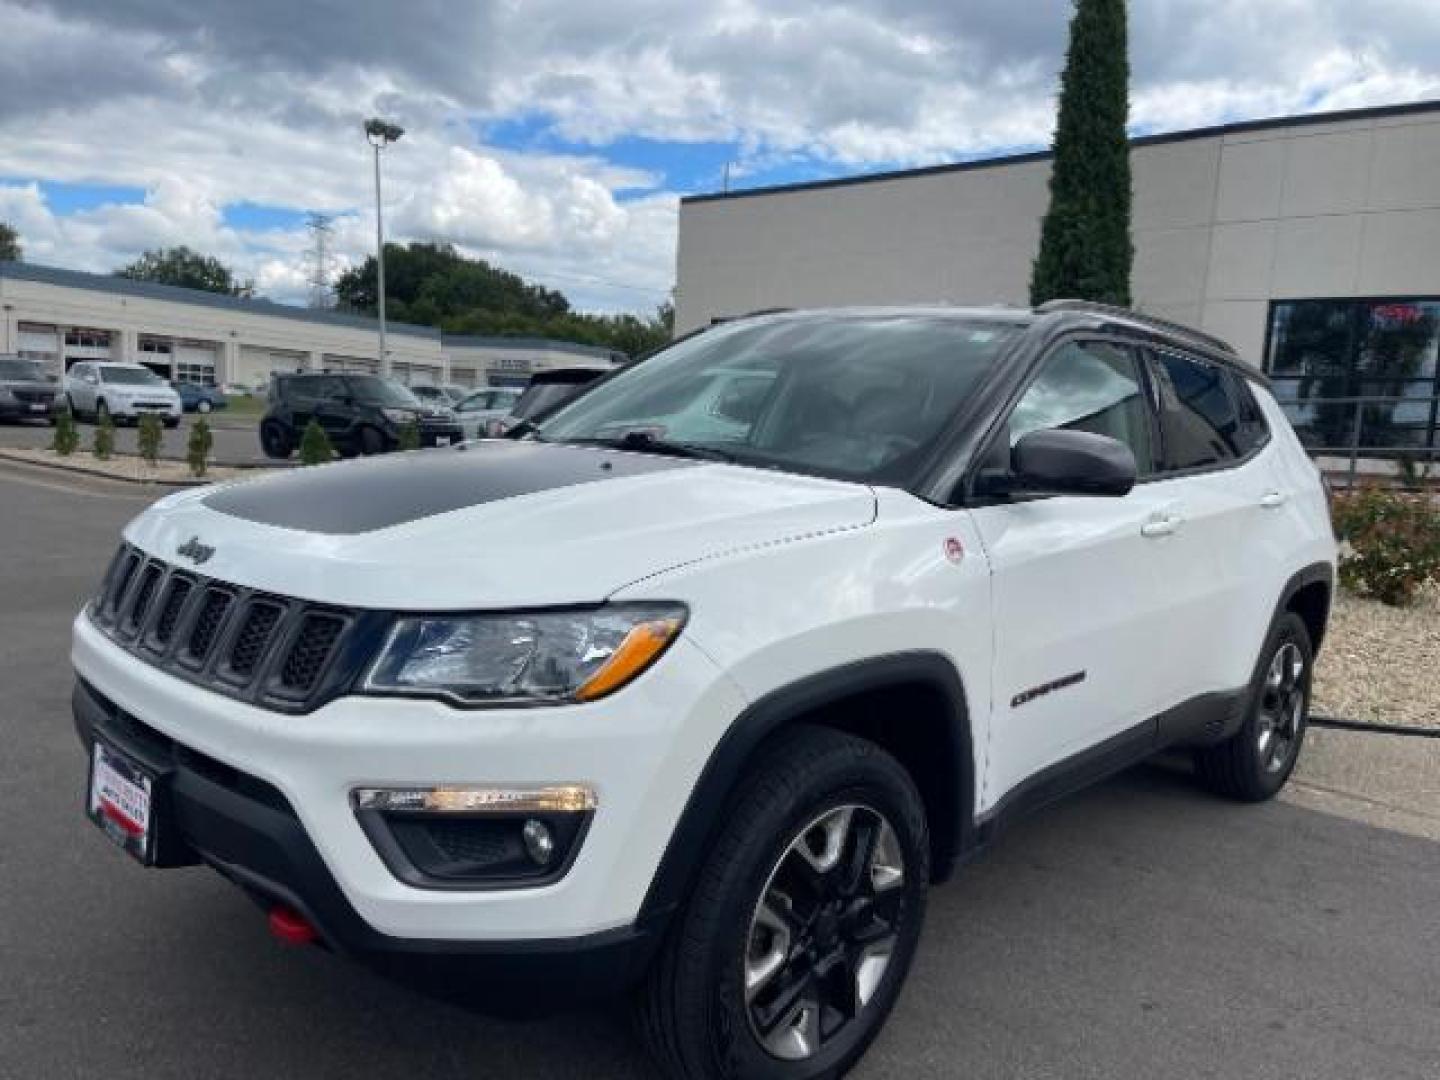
2,461,1437,1080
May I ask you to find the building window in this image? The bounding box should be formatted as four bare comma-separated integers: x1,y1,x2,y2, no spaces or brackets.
1266,299,1440,454
64,329,112,349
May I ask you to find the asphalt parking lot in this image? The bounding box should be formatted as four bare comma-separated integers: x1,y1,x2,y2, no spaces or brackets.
2,460,1438,1080
0,413,269,465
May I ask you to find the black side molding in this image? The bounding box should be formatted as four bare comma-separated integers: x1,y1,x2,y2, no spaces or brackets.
636,651,974,928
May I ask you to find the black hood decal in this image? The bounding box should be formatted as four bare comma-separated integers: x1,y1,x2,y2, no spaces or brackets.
203,441,696,534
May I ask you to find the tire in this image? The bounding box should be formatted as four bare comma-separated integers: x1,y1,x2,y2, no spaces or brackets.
636,726,929,1080
357,425,387,456
164,417,180,429
197,399,212,414
260,421,294,460
1195,612,1313,802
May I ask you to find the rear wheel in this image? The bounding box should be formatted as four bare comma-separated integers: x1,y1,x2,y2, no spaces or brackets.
1195,612,1313,802
636,726,929,1080
260,420,294,460
196,399,212,414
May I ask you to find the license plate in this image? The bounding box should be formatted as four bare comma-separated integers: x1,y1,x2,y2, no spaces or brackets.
30,403,48,413
434,436,451,447
87,741,154,864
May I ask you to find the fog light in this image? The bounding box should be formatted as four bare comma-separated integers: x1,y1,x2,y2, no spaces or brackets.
522,819,555,866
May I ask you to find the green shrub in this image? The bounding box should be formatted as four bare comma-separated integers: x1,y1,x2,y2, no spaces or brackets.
51,407,79,456
299,418,335,465
187,417,213,478
1331,485,1440,606
397,417,420,452
137,413,163,466
92,411,115,461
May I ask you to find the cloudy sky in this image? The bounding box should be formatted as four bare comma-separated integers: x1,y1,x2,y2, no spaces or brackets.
0,1,1437,314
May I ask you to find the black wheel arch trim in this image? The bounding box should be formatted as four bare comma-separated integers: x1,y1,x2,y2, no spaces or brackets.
1273,561,1335,656
636,650,975,931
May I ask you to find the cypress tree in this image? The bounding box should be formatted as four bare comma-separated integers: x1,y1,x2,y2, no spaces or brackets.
1029,0,1133,307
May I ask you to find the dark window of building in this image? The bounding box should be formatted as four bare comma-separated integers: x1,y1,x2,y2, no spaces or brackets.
1150,349,1241,470
1266,299,1440,453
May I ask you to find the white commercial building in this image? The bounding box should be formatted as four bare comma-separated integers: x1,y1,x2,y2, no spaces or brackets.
0,262,623,392
676,100,1440,453
0,262,444,387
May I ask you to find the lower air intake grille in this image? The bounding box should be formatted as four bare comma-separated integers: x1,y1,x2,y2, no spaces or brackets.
87,543,368,714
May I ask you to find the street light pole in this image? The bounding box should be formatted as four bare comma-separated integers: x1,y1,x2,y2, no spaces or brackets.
364,118,404,378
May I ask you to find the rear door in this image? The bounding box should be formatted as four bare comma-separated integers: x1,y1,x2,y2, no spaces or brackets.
971,339,1182,803
315,377,356,442
1142,348,1280,698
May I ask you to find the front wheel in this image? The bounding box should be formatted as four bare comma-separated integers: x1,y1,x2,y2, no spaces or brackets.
1195,612,1313,802
196,399,212,414
357,425,387,456
636,726,929,1080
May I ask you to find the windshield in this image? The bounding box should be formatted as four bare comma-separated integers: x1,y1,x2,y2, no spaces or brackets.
100,366,164,385
512,380,593,420
0,358,46,381
346,375,422,407
538,314,1022,483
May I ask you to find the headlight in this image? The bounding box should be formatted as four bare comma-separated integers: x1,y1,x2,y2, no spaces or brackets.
382,407,415,423
362,603,686,705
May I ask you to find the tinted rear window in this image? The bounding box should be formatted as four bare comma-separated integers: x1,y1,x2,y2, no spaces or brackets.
1151,350,1243,470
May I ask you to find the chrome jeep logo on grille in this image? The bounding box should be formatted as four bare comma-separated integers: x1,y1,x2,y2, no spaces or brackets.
176,536,216,565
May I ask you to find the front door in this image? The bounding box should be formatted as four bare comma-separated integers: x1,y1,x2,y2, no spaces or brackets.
970,339,1180,807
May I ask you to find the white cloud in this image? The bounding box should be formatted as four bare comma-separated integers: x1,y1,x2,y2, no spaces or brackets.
0,0,1438,315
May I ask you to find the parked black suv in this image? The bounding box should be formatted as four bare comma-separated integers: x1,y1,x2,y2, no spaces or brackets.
259,373,463,458
0,355,60,424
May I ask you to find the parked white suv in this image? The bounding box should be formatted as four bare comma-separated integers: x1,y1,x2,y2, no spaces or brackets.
73,303,1334,1079
65,361,182,426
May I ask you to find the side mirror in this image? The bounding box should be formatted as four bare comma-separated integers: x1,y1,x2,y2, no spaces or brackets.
1011,429,1136,498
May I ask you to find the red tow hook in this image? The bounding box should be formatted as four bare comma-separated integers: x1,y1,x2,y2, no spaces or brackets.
267,905,319,946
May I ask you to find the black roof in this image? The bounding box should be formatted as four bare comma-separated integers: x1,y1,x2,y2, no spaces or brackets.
683,99,1440,205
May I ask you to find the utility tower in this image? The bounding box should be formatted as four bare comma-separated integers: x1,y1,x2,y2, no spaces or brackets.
305,212,335,309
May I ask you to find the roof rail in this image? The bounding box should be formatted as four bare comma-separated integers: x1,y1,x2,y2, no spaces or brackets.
1036,299,1238,358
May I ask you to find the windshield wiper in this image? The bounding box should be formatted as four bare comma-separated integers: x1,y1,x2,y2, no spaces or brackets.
564,430,738,463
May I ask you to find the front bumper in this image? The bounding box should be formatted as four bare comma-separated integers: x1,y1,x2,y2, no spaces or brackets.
71,610,746,946
0,396,57,420
112,400,182,419
72,679,657,1007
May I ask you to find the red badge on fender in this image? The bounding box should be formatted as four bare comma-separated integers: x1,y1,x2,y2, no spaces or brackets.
943,537,964,564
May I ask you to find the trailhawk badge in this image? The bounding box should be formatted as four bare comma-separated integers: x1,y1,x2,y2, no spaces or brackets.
176,536,216,565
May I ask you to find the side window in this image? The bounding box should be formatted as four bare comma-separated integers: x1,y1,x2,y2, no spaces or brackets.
319,377,350,401
1007,340,1156,476
1227,372,1271,456
1150,350,1242,470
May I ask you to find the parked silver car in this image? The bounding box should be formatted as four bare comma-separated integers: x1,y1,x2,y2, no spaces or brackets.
64,362,182,426
454,386,522,439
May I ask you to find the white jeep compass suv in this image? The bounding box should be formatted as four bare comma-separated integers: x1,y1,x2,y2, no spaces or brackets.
73,302,1335,1079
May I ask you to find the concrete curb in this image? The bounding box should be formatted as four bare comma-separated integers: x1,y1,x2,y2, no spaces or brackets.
1288,724,1440,841
0,447,272,487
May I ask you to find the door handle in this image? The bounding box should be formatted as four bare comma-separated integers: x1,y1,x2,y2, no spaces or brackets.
1141,516,1180,539
1259,491,1288,510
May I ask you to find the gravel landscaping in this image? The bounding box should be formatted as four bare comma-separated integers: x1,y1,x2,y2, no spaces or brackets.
1313,584,1440,729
